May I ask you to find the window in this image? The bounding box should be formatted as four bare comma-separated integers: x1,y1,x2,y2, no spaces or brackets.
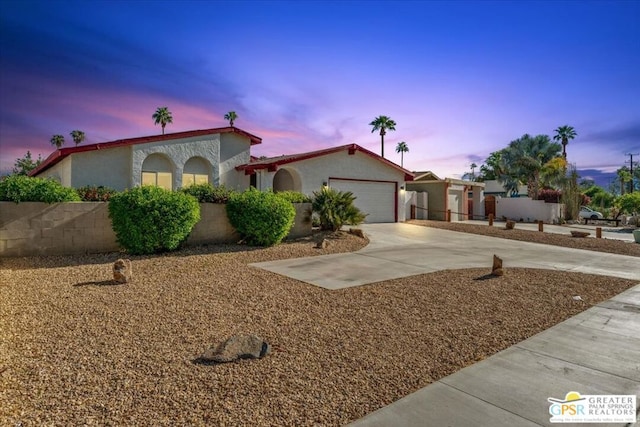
182,173,209,188
142,171,172,190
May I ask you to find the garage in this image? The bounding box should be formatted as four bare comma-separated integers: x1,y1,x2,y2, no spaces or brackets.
329,178,396,223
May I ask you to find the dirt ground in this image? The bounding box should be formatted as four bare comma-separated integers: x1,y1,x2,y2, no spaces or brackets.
1,229,637,426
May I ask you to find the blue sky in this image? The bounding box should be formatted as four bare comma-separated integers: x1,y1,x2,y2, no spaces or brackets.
1,0,639,187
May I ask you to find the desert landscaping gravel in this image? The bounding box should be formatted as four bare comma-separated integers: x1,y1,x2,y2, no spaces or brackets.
1,229,638,426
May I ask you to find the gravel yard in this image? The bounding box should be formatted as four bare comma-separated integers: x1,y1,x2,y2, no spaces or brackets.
408,219,640,257
1,229,638,426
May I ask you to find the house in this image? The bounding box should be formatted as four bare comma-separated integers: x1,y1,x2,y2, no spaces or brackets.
31,128,413,223
30,127,260,191
237,144,414,223
406,171,485,221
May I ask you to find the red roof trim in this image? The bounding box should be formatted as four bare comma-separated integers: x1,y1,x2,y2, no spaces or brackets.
236,143,414,179
29,127,261,176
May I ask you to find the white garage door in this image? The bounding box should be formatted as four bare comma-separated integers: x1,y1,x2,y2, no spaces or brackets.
448,189,464,221
329,179,396,223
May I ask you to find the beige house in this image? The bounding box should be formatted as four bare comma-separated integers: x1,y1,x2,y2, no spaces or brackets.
407,171,485,221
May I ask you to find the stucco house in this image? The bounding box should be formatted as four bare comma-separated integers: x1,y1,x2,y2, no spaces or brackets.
406,171,485,221
31,127,414,223
238,144,414,223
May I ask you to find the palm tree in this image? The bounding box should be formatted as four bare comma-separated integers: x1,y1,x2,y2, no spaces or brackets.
553,125,577,159
70,130,85,146
470,162,477,179
369,115,396,158
50,134,65,149
152,107,173,134
224,111,238,126
395,141,409,167
499,134,562,199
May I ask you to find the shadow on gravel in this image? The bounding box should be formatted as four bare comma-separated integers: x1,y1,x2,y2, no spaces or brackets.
73,280,123,287
473,273,500,281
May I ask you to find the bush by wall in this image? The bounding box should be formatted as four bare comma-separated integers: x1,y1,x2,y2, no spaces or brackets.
76,185,118,201
226,188,295,246
0,175,81,203
108,186,200,254
275,190,311,203
180,183,235,203
312,186,366,231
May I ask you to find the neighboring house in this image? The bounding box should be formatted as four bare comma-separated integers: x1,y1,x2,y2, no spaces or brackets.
31,128,413,223
237,144,414,223
483,179,528,197
30,127,261,191
406,171,485,221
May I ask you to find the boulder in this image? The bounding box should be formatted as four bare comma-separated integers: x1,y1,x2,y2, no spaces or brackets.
113,259,132,283
349,228,366,238
315,238,329,249
505,220,516,230
201,334,271,363
491,254,504,276
570,230,590,238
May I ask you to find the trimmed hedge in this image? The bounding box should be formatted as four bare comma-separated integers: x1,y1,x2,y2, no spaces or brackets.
180,183,235,203
108,186,200,255
275,190,311,203
226,188,295,246
0,175,81,203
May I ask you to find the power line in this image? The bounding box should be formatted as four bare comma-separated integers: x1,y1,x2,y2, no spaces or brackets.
625,152,639,193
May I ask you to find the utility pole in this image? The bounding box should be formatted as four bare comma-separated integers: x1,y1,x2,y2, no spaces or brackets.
625,153,639,193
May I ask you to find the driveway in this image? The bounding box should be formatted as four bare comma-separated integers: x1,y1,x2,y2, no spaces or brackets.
252,223,640,289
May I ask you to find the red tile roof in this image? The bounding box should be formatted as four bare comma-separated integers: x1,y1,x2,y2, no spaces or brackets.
29,127,261,176
237,143,414,181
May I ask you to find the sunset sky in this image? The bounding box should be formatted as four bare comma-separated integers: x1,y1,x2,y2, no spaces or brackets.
1,0,639,187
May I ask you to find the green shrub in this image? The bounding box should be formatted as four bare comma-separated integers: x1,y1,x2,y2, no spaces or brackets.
76,185,118,201
0,175,81,203
275,190,311,203
226,188,295,246
311,186,366,231
615,192,640,215
108,186,200,255
180,183,235,203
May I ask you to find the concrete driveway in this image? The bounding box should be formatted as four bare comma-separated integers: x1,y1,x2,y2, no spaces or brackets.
252,223,640,289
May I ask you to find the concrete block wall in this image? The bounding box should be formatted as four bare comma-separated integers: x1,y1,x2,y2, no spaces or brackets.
0,202,313,257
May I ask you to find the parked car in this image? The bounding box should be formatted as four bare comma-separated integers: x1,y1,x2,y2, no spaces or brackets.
579,206,604,220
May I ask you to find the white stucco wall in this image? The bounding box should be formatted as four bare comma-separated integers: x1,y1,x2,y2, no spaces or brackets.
69,146,132,190
38,156,73,187
132,135,220,190
220,133,251,190
496,197,564,223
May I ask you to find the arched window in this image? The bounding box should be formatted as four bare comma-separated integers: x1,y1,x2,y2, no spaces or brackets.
182,157,211,188
141,153,172,190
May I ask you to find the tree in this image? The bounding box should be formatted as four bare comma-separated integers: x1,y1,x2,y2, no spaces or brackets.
553,125,577,159
498,134,562,199
615,192,640,215
12,151,43,175
540,157,568,189
152,107,173,134
477,150,505,182
369,115,396,158
616,166,632,195
224,111,238,126
395,141,409,167
70,130,85,146
50,134,65,149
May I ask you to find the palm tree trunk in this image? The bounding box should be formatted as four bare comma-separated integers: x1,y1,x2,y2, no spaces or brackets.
401,152,404,167
380,129,386,158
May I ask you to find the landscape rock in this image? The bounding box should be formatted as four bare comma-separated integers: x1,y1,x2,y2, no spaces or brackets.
112,259,132,283
315,238,329,249
505,220,516,230
201,334,271,363
349,228,366,238
570,231,590,238
491,254,504,276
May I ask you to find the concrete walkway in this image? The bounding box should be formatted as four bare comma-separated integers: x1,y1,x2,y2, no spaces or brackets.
252,223,640,289
251,223,640,426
